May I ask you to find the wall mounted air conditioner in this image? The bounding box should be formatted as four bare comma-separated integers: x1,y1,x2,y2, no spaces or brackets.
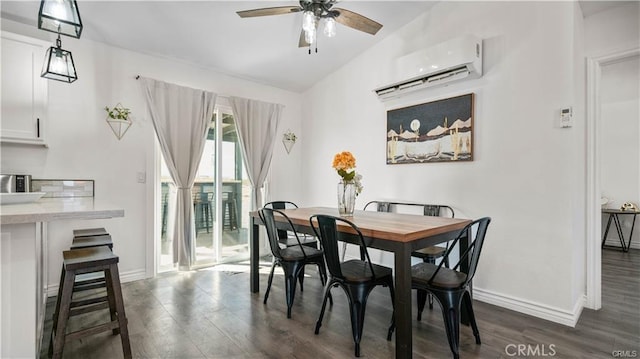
374,35,482,100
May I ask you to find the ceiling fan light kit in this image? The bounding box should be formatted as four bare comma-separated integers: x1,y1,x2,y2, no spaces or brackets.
323,17,336,38
302,11,315,31
237,0,382,53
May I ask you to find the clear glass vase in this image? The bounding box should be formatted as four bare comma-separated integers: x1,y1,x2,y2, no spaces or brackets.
337,180,356,216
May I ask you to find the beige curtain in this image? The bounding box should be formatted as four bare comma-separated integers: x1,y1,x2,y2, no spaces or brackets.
229,97,283,210
141,77,217,270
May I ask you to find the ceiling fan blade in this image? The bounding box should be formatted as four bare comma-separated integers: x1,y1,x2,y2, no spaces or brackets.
332,8,383,35
298,30,310,48
237,6,302,18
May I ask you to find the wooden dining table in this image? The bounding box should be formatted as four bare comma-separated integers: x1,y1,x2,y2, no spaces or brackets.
249,207,472,358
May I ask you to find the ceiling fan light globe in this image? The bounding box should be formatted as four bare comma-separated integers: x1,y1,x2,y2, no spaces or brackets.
323,17,336,37
302,11,315,31
304,27,316,44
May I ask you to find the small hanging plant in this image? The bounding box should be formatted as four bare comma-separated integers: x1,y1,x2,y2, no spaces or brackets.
104,103,131,121
104,103,133,140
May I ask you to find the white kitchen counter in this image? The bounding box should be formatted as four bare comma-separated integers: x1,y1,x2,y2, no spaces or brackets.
1,197,124,358
0,197,124,224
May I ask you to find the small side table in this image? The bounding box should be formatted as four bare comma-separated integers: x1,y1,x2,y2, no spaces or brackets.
602,208,640,252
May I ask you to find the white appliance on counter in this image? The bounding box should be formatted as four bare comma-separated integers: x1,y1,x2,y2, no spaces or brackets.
0,174,46,204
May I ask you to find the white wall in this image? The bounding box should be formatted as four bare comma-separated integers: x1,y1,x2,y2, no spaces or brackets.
584,2,640,57
301,1,585,323
0,19,303,290
600,55,640,248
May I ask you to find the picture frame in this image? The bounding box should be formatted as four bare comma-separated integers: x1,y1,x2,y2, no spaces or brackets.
386,93,474,164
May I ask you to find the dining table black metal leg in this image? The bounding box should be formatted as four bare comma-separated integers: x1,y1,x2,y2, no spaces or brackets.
394,244,412,358
250,216,260,293
625,214,638,252
612,214,627,251
602,214,614,248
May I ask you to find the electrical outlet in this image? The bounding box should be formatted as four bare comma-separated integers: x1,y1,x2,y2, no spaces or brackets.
137,172,146,183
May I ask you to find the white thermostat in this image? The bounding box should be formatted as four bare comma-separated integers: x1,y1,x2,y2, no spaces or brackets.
560,107,573,128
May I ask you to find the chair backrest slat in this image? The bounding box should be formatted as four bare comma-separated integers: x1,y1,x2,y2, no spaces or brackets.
429,217,491,287
364,200,455,218
264,201,299,241
310,214,376,280
259,208,307,259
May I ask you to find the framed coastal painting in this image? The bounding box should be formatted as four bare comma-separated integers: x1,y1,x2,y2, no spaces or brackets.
386,93,474,164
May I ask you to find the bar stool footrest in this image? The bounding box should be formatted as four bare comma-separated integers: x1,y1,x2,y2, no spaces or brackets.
70,301,111,317
73,281,106,292
64,320,122,342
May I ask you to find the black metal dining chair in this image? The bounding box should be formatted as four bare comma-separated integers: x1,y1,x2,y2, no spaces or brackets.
363,200,455,315
411,217,491,359
310,214,395,357
259,208,328,319
264,201,318,248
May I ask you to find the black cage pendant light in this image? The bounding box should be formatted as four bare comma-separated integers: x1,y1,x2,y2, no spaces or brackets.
41,34,77,83
38,0,83,38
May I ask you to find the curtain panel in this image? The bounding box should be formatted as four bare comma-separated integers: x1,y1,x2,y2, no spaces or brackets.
141,77,217,270
229,97,284,210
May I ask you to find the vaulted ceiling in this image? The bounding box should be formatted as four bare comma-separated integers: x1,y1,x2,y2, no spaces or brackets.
1,1,437,92
1,1,630,92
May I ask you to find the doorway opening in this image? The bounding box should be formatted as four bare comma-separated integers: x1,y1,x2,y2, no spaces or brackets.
586,48,639,310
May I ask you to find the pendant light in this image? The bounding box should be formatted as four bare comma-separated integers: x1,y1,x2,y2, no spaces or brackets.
41,34,77,83
38,0,83,38
37,0,82,82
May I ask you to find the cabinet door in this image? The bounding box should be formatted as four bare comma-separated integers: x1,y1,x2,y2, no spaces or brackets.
1,32,48,145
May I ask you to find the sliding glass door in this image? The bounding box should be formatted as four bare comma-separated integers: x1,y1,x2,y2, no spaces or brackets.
158,106,250,272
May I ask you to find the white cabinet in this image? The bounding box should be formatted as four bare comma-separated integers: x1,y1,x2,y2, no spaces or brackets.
1,222,47,358
1,32,48,146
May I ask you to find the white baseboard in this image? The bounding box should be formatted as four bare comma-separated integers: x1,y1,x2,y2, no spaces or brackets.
46,268,147,298
473,287,586,327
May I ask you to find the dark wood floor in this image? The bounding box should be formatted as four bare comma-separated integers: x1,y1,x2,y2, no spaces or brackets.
40,249,639,358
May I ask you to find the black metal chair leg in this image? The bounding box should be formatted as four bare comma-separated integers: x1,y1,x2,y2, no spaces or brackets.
462,291,481,344
316,261,333,306
387,279,396,341
315,281,335,334
417,289,427,321
282,261,303,319
298,266,305,292
263,262,277,304
345,285,371,357
434,290,463,359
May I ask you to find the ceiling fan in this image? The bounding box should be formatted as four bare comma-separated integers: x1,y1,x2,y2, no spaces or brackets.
237,0,383,51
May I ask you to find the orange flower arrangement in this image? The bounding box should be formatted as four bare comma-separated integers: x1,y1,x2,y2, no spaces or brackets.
332,151,363,194
332,151,356,180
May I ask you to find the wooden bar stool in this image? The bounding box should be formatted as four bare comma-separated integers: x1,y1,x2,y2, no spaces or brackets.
71,232,114,292
50,246,131,359
223,192,238,230
73,227,109,238
71,234,113,250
